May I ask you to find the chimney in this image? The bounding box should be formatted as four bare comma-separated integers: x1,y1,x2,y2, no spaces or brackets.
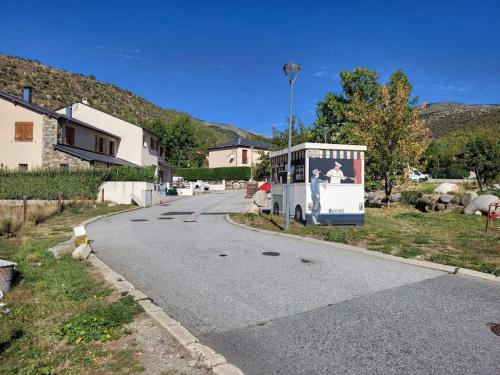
65,104,72,118
23,87,32,103
81,97,89,105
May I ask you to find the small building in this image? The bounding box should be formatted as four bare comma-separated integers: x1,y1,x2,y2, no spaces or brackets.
270,143,367,226
56,102,173,183
0,88,133,170
208,138,270,168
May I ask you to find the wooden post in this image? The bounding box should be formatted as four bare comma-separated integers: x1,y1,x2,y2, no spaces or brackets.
23,196,27,223
101,189,105,202
58,192,63,212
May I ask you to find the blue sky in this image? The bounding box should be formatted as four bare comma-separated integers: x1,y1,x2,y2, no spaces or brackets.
1,0,499,136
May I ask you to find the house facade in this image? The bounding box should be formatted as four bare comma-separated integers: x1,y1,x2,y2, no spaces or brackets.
208,138,271,168
0,89,131,170
56,102,172,183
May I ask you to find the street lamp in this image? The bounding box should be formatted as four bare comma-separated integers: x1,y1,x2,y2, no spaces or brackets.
283,62,301,230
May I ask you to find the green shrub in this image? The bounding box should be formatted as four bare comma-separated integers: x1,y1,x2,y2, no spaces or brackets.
400,190,422,206
0,166,155,200
176,166,251,181
0,218,13,236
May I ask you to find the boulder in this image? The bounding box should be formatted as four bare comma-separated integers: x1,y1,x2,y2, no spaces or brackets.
438,194,453,204
232,182,240,189
460,190,478,207
390,193,401,203
72,244,92,260
368,191,385,204
463,194,500,215
446,203,453,209
254,190,269,207
434,183,459,194
246,202,260,214
452,196,461,205
435,203,446,211
415,195,434,212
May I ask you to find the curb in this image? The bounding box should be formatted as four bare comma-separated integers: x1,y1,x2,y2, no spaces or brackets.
225,214,499,284
84,211,245,375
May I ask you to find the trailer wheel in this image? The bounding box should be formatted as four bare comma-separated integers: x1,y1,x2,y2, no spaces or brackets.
273,202,280,215
294,205,303,224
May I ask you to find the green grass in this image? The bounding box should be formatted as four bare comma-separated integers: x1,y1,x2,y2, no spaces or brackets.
0,204,147,374
232,206,500,276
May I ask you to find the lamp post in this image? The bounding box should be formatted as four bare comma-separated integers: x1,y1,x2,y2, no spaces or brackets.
283,62,301,230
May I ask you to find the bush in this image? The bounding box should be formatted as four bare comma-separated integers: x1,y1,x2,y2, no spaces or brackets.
176,166,251,181
0,166,155,200
400,190,422,206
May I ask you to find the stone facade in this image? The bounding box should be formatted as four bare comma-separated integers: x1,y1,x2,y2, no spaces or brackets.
41,116,90,169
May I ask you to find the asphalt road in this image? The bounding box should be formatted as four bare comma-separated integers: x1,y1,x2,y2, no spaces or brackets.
87,191,500,375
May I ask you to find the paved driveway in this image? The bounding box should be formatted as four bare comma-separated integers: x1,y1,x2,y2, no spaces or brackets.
87,191,500,375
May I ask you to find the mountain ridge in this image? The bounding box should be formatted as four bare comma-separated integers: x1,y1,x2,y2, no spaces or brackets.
0,54,254,145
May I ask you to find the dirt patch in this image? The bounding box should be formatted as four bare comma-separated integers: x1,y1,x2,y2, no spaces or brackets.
106,315,209,375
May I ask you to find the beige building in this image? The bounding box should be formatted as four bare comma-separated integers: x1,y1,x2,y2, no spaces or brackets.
208,138,270,168
0,89,132,170
56,102,172,183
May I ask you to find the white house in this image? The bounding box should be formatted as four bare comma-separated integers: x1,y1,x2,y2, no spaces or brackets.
208,138,270,168
0,88,132,170
56,102,173,183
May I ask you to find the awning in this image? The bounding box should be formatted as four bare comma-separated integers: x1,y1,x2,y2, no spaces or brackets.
53,144,139,167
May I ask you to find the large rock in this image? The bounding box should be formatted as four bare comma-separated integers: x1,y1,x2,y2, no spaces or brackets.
368,191,385,204
415,194,434,212
438,194,453,204
434,183,459,194
390,193,401,203
435,203,446,211
254,190,269,207
460,190,478,207
463,195,500,215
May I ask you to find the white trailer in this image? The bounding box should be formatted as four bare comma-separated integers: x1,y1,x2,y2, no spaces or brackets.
270,143,367,226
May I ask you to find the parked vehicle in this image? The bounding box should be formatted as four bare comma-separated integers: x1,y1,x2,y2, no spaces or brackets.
409,168,429,182
270,143,367,226
172,176,186,188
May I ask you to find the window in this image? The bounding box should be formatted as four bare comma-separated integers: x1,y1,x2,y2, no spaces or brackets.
159,146,164,157
143,135,147,148
59,164,69,171
109,141,115,156
98,137,104,153
242,149,248,164
65,126,75,145
18,164,28,170
15,122,34,141
150,137,155,150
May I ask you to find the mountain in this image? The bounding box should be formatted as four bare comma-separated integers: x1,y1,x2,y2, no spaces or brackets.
0,54,255,144
422,102,500,138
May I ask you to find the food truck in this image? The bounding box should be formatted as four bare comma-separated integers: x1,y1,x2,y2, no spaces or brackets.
270,143,367,226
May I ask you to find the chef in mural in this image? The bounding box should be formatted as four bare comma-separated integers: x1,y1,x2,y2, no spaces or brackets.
326,161,346,184
310,169,327,225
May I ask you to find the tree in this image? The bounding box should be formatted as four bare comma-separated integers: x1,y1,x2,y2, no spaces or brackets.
270,116,312,150
311,67,381,143
458,136,500,188
253,151,270,181
346,72,430,205
148,116,201,167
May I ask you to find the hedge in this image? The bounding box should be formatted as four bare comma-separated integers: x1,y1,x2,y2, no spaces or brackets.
175,167,251,181
0,166,156,200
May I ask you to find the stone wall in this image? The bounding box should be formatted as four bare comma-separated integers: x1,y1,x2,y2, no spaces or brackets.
41,116,90,169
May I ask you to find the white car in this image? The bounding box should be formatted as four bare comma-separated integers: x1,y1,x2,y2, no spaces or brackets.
409,169,429,182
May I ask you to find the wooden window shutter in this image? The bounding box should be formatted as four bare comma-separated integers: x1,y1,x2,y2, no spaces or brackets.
95,135,98,151
15,123,23,141
23,123,33,141
15,122,34,141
